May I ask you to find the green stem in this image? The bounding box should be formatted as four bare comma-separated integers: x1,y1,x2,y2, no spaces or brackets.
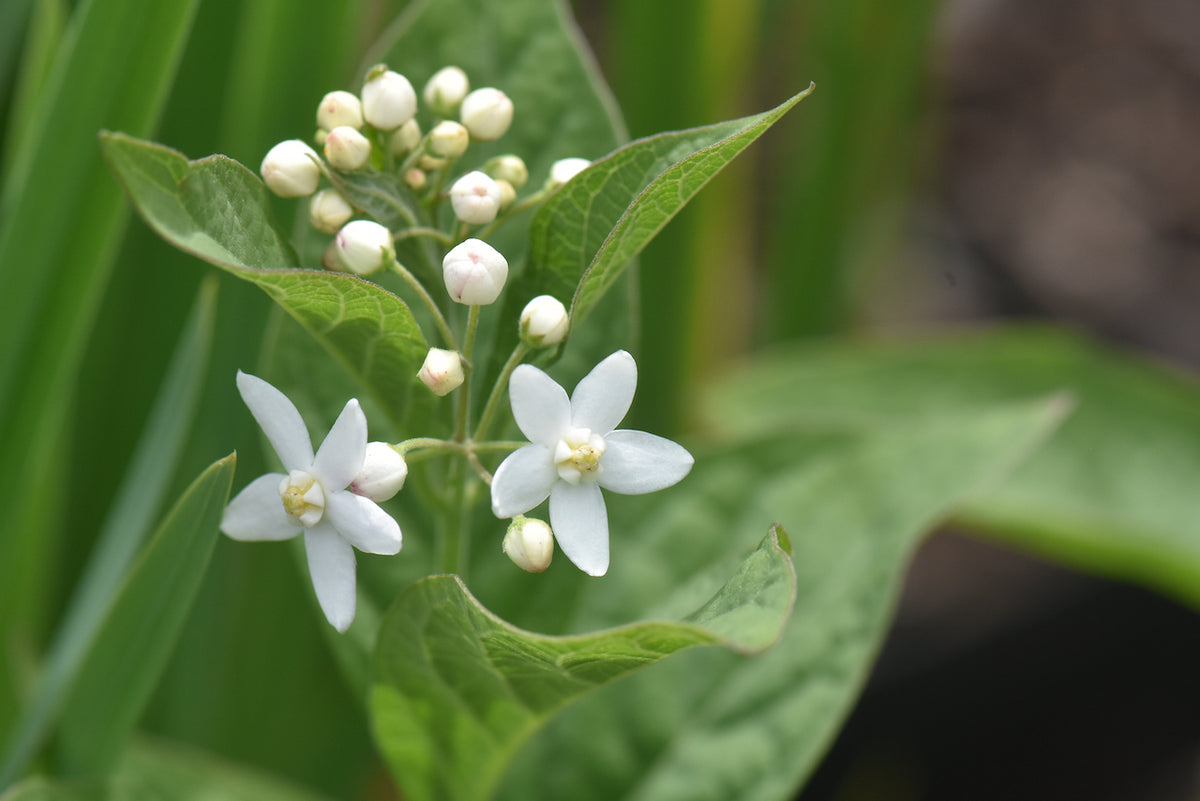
454,305,481,442
390,258,458,351
474,187,551,240
395,226,453,245
473,343,529,441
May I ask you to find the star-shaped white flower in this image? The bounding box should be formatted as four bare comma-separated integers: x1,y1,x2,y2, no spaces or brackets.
221,371,402,632
490,351,693,576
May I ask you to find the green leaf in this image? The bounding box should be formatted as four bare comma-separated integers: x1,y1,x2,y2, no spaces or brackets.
371,529,795,801
99,132,429,430
493,398,1066,801
701,327,1200,611
53,454,236,776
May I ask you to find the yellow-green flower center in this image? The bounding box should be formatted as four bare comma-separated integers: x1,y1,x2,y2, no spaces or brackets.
554,428,606,485
279,470,326,527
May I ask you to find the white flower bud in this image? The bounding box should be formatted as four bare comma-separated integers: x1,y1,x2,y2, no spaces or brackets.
442,238,508,305
260,139,321,197
361,66,417,131
323,125,372,171
519,295,569,347
418,154,447,172
460,87,513,142
350,442,408,502
485,155,528,189
547,157,590,190
316,90,364,131
424,66,470,116
390,119,422,156
449,171,502,225
502,517,553,573
429,120,469,158
404,169,428,192
417,348,465,396
309,189,354,234
495,179,517,210
321,239,346,272
314,129,328,147
335,220,394,275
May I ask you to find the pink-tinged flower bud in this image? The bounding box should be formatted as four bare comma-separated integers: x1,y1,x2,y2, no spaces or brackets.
390,119,422,156
260,139,321,197
335,220,394,275
442,238,508,305
519,295,569,347
350,442,408,502
417,348,465,396
323,125,372,170
424,66,470,116
484,154,528,189
547,157,590,189
361,65,417,131
449,171,502,225
404,169,428,191
502,517,554,573
460,87,513,141
309,188,354,234
429,120,470,158
316,90,364,131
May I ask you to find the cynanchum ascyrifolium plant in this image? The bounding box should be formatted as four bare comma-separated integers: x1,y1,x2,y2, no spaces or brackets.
231,63,691,631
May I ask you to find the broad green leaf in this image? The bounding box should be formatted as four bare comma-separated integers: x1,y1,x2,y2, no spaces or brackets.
1,736,333,801
494,398,1066,801
701,327,1200,611
99,132,429,430
0,281,217,787
371,529,795,801
53,454,236,776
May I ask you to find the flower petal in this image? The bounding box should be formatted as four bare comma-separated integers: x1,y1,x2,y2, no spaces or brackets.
598,430,694,495
325,490,402,555
304,523,357,632
312,398,368,490
570,350,636,434
221,473,299,541
509,364,571,446
490,444,557,518
549,481,609,576
236,371,314,471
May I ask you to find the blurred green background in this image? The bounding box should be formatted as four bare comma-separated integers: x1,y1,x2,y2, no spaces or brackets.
2,0,1197,798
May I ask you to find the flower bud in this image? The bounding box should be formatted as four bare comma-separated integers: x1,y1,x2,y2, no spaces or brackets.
417,348,464,396
316,90,364,131
361,65,417,131
519,295,569,347
309,188,354,234
449,170,502,225
404,168,428,192
350,442,408,502
547,157,590,190
418,154,447,172
495,179,517,210
460,87,513,141
335,220,394,275
484,155,528,189
390,119,422,156
324,125,372,170
424,66,470,116
429,120,469,158
321,239,345,272
502,517,553,573
260,139,321,197
442,238,508,305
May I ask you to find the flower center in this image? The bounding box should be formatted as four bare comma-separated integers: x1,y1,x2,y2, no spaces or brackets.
279,469,326,528
554,427,607,485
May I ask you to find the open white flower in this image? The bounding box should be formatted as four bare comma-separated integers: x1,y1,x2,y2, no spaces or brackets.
490,351,692,576
221,372,402,632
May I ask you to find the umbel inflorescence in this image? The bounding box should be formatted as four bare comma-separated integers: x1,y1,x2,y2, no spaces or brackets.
223,63,692,632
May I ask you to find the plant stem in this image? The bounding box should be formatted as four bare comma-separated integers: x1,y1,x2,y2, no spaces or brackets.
473,343,529,441
390,259,458,351
394,226,453,245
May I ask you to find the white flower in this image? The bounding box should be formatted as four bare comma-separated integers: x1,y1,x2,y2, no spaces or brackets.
260,139,321,197
323,125,372,171
449,171,502,225
316,90,364,131
547,157,590,190
519,294,569,347
460,87,513,141
417,348,465,396
361,66,417,131
490,351,693,576
442,238,508,305
335,220,394,275
424,66,470,116
502,516,554,573
221,372,402,632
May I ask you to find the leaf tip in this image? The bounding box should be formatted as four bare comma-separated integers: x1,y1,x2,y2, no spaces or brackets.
769,523,792,557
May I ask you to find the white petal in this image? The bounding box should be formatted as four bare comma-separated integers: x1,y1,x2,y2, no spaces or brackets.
549,481,609,576
598,430,694,495
570,350,636,434
312,398,367,490
221,473,300,541
509,364,571,446
236,371,314,471
325,490,402,555
304,524,357,632
490,444,557,517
